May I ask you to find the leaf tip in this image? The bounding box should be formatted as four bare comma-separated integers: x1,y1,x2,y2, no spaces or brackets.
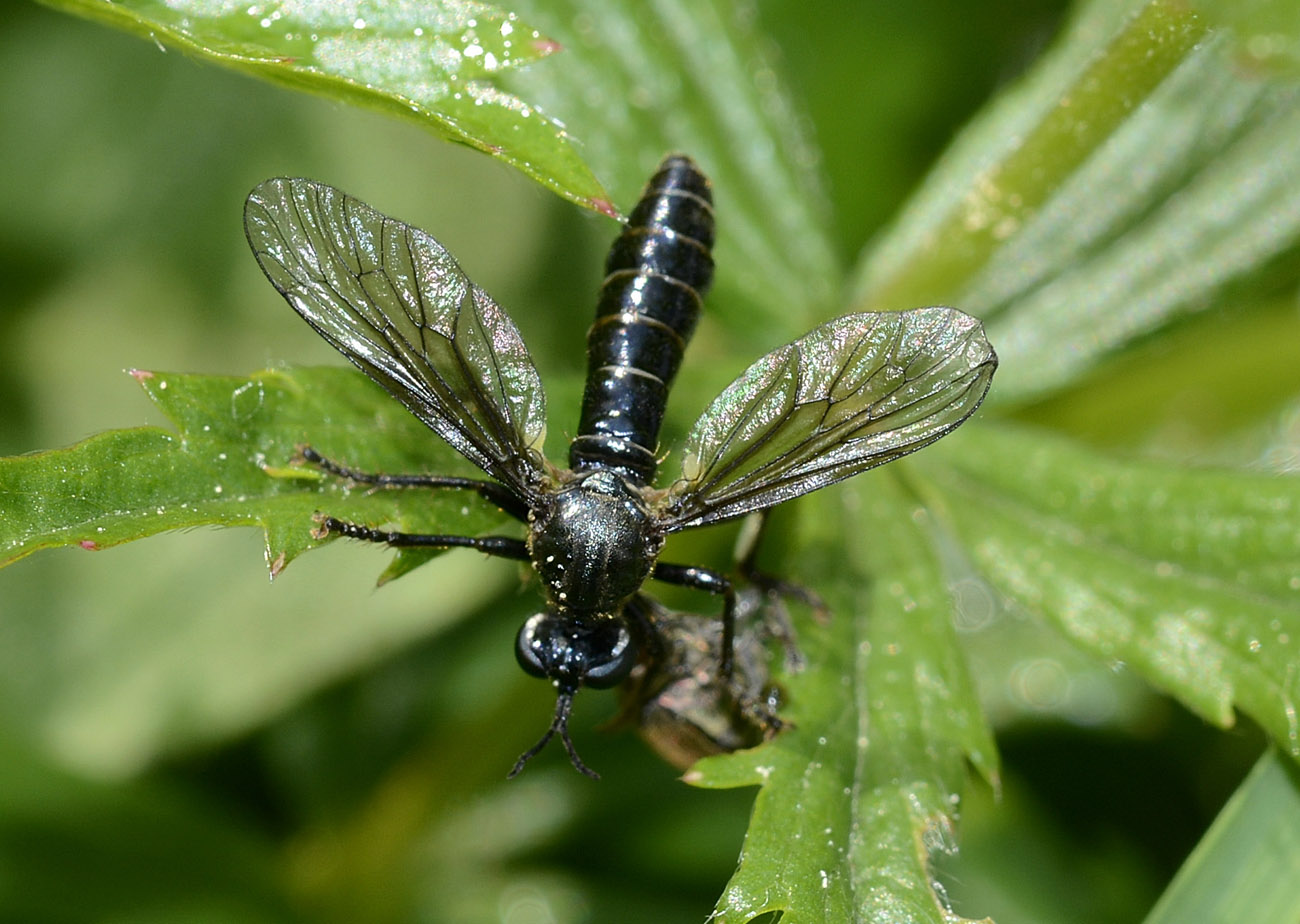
532,37,563,56
590,197,623,221
267,549,287,579
127,369,154,382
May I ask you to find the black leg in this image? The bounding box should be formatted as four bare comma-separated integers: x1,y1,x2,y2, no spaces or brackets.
650,561,737,677
731,512,828,673
314,515,530,561
300,445,530,521
622,594,665,663
734,511,828,617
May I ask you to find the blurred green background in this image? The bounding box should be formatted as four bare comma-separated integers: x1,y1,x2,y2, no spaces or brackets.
0,2,1272,922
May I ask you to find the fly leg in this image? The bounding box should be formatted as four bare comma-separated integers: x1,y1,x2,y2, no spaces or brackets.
732,512,829,673
300,446,532,558
649,562,738,678
299,445,530,520
313,515,530,561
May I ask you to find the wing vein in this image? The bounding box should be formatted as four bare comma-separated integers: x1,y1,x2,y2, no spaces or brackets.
244,177,548,503
661,308,997,530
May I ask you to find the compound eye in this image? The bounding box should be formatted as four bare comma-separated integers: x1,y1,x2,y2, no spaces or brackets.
583,622,637,689
515,612,551,679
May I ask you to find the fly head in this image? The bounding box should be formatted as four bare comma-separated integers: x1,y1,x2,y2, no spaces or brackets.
510,609,638,778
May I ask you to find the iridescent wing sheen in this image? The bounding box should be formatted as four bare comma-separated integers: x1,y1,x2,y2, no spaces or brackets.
245,178,548,501
659,307,997,531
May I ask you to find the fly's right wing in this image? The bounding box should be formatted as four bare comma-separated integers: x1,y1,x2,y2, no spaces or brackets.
245,178,548,501
660,307,996,531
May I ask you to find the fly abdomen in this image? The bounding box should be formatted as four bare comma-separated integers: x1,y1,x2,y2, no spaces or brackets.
569,155,715,485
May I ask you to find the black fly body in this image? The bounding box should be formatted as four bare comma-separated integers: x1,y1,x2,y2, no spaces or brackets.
244,155,997,778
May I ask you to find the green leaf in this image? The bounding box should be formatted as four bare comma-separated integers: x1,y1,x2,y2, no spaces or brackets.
691,474,997,923
0,365,521,773
915,423,1300,757
0,366,513,575
1191,0,1300,77
852,0,1300,407
38,0,613,212
853,0,1203,309
1012,293,1300,453
1144,749,1300,924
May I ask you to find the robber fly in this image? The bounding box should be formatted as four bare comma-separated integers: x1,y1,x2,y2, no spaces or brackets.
243,155,997,778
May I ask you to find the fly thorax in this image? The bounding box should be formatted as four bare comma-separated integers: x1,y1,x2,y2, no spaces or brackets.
529,470,662,612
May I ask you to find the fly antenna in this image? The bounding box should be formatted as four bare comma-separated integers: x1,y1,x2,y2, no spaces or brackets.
508,689,600,779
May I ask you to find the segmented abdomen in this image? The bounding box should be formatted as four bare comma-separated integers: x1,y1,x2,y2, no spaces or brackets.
568,155,715,485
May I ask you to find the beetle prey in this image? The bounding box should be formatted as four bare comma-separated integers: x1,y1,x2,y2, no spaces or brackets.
244,155,997,778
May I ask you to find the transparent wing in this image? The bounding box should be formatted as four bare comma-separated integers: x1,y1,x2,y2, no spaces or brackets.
244,178,548,501
660,307,996,530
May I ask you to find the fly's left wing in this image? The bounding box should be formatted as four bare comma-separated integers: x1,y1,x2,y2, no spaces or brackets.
659,307,996,531
245,178,548,502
